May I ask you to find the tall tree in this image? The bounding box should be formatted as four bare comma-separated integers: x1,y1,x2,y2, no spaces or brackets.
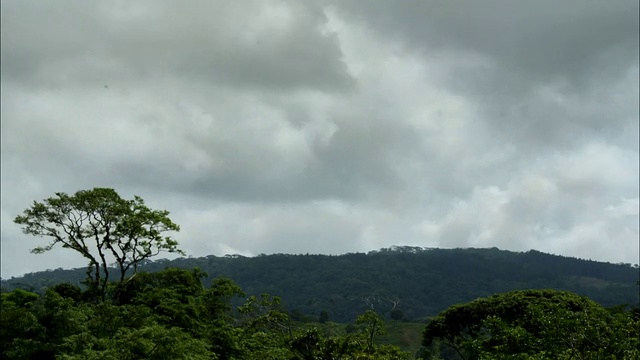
14,188,183,297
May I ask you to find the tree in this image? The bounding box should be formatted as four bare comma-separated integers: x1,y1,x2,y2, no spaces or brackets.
319,309,330,324
0,290,47,359
390,308,405,321
422,289,639,359
61,325,212,360
14,188,183,298
356,310,386,353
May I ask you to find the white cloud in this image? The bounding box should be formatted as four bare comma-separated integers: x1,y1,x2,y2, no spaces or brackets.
1,0,638,277
606,197,640,218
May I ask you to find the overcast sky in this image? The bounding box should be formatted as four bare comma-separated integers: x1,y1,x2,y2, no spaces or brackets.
1,0,638,278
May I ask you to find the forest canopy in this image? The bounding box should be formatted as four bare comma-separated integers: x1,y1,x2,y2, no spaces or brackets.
2,268,638,360
4,189,639,359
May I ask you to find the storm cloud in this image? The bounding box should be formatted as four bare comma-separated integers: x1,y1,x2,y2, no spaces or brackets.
1,0,638,278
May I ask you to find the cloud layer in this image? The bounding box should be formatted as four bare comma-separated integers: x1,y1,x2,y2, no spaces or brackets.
2,0,638,277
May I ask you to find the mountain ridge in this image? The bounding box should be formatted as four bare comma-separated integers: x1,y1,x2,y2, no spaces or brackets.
2,246,638,322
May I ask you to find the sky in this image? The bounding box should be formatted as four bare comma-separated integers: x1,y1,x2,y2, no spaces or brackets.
1,0,638,278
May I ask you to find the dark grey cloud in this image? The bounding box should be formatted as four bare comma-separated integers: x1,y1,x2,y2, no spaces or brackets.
331,0,639,151
332,0,638,85
1,0,353,91
1,0,638,278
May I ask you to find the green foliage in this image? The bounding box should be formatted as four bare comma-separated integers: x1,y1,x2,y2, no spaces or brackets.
0,290,47,359
4,248,637,322
319,309,330,324
14,188,183,298
26,267,637,359
238,293,290,336
58,325,212,360
376,321,425,356
279,312,412,360
422,289,640,359
390,308,405,321
357,310,386,353
50,283,83,302
203,277,245,320
3,240,638,360
2,288,39,307
0,268,249,360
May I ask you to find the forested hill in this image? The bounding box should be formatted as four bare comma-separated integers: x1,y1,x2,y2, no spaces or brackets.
2,247,638,322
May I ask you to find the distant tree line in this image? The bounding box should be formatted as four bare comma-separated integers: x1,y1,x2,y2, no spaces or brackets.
2,188,638,359
1,267,417,359
4,248,638,322
2,268,638,359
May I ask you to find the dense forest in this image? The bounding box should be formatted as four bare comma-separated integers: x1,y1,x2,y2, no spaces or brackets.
2,260,639,359
4,246,638,323
3,189,638,358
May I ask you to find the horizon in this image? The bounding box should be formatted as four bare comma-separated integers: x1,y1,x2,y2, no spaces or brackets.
2,245,637,281
2,0,638,279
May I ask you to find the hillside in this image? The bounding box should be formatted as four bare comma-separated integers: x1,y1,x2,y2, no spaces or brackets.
2,246,638,322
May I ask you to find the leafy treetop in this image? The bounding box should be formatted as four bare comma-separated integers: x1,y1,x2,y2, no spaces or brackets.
14,188,183,297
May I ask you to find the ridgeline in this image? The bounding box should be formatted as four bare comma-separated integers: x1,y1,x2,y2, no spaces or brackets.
2,246,638,323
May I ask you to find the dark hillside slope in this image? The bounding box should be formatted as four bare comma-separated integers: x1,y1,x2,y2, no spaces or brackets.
2,247,638,322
